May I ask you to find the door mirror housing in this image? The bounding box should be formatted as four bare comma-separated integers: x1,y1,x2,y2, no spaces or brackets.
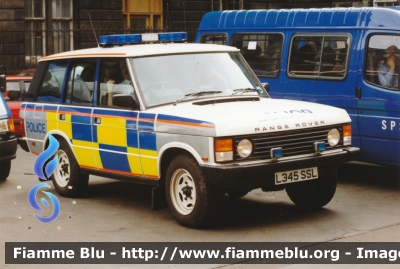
113,94,139,110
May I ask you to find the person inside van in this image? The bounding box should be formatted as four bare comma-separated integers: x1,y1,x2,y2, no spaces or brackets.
377,45,400,89
290,44,318,75
316,47,336,75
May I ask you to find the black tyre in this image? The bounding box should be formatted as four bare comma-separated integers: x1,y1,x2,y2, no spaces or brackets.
51,139,89,197
0,160,11,181
165,153,223,228
285,169,337,209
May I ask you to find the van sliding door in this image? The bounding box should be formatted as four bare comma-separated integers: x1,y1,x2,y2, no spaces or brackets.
357,32,400,166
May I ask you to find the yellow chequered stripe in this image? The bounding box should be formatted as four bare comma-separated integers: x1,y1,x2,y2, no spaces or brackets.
57,113,72,138
46,111,58,132
97,116,127,147
140,149,158,177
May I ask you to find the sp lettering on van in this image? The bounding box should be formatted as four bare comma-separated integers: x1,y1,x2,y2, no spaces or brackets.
26,122,46,133
382,120,399,131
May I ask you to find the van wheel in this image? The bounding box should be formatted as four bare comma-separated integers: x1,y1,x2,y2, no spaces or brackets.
165,153,222,228
51,139,89,197
0,160,11,181
285,169,337,209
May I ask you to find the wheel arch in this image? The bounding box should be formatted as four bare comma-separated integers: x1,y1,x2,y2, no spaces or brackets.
158,143,204,185
43,131,75,157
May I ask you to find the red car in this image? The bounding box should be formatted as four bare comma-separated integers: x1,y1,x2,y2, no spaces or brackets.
2,76,33,137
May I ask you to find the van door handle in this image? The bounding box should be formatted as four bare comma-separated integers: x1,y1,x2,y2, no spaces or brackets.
355,87,362,99
94,117,101,124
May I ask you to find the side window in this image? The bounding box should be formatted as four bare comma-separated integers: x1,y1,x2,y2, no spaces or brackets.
230,34,283,78
37,60,68,103
65,59,96,105
288,35,350,79
366,34,400,91
98,58,137,109
200,34,227,45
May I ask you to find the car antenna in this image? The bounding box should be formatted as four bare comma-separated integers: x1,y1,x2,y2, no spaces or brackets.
88,12,100,48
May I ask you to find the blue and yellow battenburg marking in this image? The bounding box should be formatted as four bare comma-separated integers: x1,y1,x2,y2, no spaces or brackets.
21,104,215,180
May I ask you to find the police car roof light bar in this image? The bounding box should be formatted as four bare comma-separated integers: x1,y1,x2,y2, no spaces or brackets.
158,32,188,42
99,32,188,47
99,34,142,46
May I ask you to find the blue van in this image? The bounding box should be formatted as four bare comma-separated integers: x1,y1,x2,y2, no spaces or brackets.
196,7,400,167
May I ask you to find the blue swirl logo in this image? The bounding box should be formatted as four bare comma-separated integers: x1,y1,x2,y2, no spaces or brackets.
34,134,59,181
28,183,60,223
29,134,60,223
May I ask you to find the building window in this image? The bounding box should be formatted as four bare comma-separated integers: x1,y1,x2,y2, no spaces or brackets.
25,0,44,19
52,0,71,18
123,0,163,31
25,21,44,65
25,0,45,64
25,0,72,64
52,0,73,53
130,16,148,29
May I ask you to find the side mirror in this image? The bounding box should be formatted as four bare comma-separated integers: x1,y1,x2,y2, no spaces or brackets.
113,94,139,109
261,82,269,93
0,74,6,93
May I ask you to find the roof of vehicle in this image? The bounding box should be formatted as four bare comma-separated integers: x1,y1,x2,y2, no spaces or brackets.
197,7,400,31
40,43,239,62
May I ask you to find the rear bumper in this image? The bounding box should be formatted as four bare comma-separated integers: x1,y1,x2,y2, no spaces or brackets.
200,147,359,188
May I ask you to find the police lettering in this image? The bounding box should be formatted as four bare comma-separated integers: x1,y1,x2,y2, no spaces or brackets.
26,122,46,133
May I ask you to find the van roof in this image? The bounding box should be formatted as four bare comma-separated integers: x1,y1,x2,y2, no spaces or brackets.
40,43,238,61
198,7,400,31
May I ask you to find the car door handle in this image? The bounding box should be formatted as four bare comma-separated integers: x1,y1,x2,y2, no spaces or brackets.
94,117,101,124
59,114,66,121
355,87,362,99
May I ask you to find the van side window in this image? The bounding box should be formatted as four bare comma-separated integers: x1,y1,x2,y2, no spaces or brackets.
36,60,68,103
230,34,283,78
65,59,96,105
366,34,400,91
288,35,349,80
200,34,227,45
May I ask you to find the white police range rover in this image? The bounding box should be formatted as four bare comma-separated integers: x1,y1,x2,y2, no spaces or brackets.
19,33,359,228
